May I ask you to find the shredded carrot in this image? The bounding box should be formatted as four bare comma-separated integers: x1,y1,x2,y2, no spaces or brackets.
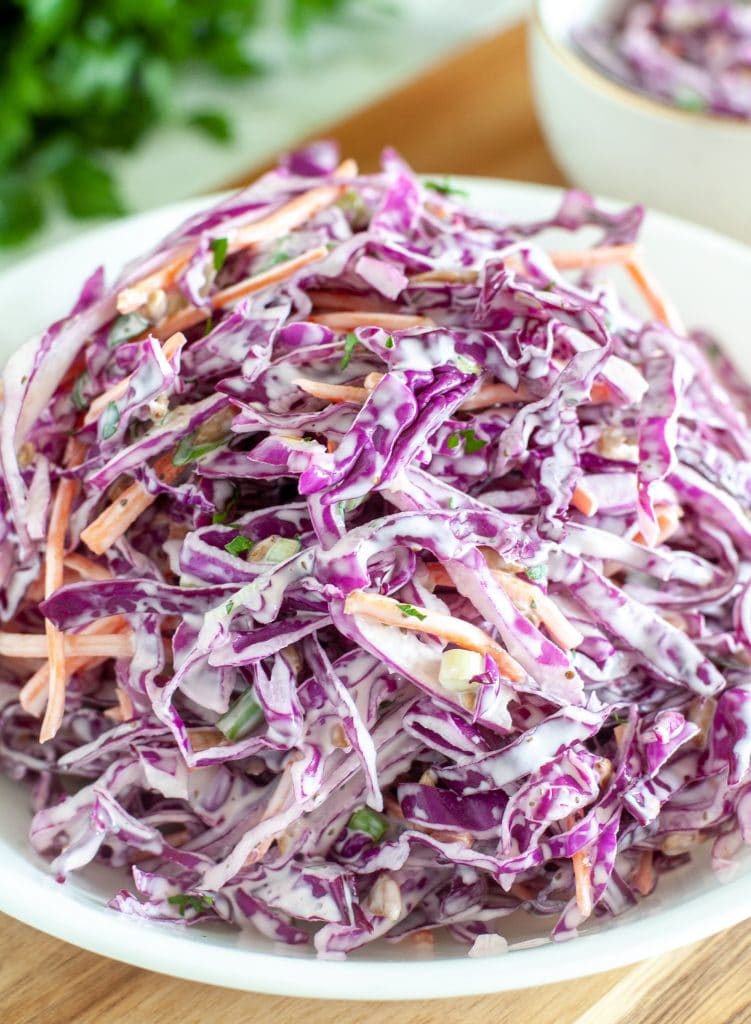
228,182,347,253
632,503,682,547
104,686,135,723
117,245,195,315
19,615,130,717
151,247,329,340
116,163,354,316
308,289,394,312
308,312,435,332
294,379,368,404
62,553,113,581
426,563,583,650
80,448,183,556
40,437,85,743
0,631,132,660
626,258,685,334
566,814,594,918
344,589,525,683
633,850,656,896
84,332,186,425
571,481,599,517
546,243,638,270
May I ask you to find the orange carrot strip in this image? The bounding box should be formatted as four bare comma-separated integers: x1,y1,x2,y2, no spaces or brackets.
571,482,599,517
572,846,594,917
308,289,393,312
20,615,132,717
62,553,113,581
426,563,583,650
633,850,656,897
344,589,524,683
294,379,369,404
626,258,685,334
116,163,353,315
0,631,132,659
117,245,195,315
151,247,329,341
547,243,638,270
84,332,187,425
309,312,435,332
228,184,346,253
80,449,182,556
633,503,682,548
40,454,82,743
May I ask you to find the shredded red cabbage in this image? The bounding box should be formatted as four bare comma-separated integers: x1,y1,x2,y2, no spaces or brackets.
576,1,751,118
2,142,751,955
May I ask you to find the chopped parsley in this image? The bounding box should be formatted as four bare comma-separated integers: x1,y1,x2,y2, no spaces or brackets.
340,332,359,371
384,336,395,350
447,428,487,454
210,236,229,272
167,893,215,917
397,602,427,622
224,535,254,557
100,402,120,440
225,600,235,615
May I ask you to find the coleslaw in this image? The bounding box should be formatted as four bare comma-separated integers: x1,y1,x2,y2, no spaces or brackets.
2,143,751,955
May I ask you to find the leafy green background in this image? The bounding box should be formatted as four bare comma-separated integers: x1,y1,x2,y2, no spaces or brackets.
0,0,350,246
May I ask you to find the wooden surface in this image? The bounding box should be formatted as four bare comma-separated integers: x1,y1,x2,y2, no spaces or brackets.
2,21,747,1024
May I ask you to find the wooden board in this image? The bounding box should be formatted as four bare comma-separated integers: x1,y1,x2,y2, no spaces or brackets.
3,21,749,1024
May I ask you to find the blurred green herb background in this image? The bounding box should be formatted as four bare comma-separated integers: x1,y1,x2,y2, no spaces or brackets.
0,0,351,246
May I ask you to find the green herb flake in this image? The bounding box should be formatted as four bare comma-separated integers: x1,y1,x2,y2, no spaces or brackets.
424,179,469,198
100,402,120,440
167,893,215,917
203,316,214,337
384,336,395,350
210,236,229,272
348,807,388,843
225,535,254,557
396,602,427,622
225,600,235,615
446,433,460,449
459,428,486,454
339,332,359,371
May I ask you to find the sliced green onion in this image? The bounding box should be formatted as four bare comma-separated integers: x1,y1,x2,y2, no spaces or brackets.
108,313,149,348
225,535,254,557
209,236,229,272
71,371,89,411
100,402,120,440
348,807,388,842
439,648,484,692
524,564,547,583
264,537,301,563
216,688,264,741
455,354,482,376
172,435,226,466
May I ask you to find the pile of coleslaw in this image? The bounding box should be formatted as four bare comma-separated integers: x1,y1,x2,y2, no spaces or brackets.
2,143,751,955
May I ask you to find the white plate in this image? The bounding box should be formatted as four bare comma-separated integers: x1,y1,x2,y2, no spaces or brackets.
2,179,751,1000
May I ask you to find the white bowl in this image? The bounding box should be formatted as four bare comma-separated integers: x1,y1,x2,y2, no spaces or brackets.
3,179,751,999
530,0,751,243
